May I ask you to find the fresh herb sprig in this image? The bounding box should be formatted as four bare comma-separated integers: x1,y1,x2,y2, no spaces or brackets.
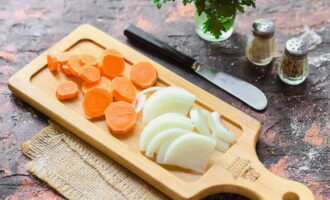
153,0,256,38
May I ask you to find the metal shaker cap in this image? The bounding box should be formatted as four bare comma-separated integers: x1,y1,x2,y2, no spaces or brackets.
252,19,275,38
285,38,309,58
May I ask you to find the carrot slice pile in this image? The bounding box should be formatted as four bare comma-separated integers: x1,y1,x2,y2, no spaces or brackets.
99,53,125,78
48,48,157,135
82,76,111,94
68,55,82,76
57,52,71,65
112,77,136,103
56,81,79,100
105,101,137,134
82,87,113,118
61,65,72,75
80,54,97,66
79,65,101,84
130,61,157,89
47,54,60,71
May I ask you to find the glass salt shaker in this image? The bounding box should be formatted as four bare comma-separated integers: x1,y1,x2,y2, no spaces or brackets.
246,19,275,66
278,38,309,85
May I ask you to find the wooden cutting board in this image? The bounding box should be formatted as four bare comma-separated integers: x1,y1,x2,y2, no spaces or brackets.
8,24,314,200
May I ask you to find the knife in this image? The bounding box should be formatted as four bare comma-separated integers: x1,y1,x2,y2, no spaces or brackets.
123,25,267,110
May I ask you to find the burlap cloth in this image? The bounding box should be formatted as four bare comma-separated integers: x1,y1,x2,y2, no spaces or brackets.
21,121,169,200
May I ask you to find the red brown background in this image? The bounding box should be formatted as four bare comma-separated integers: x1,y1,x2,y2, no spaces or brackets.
0,0,329,199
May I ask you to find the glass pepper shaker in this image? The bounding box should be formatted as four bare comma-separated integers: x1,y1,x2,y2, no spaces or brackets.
246,19,276,66
278,38,309,85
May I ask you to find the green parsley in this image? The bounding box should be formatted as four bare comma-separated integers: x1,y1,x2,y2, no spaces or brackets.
153,0,256,39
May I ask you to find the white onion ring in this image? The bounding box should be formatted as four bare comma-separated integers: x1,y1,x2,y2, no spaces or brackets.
132,86,164,112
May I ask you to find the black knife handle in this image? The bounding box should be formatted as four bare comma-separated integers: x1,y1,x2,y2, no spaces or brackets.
124,25,196,70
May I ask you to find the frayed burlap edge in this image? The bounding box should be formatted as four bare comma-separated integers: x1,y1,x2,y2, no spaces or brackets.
21,121,169,200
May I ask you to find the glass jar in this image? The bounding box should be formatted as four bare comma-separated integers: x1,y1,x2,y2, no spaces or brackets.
194,10,235,42
278,38,309,85
246,19,275,66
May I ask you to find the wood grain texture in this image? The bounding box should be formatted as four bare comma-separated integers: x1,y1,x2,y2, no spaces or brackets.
0,0,329,200
8,24,314,200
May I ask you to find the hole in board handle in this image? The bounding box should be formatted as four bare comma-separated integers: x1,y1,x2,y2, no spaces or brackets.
282,192,300,200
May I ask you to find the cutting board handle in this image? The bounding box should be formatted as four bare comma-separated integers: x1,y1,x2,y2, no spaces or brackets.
194,145,314,200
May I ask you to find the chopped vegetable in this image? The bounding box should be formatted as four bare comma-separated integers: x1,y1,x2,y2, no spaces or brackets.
190,106,211,136
212,135,230,152
82,76,111,94
56,81,78,100
80,54,97,66
112,77,136,103
142,86,196,123
210,112,235,144
105,101,137,134
56,52,71,65
99,53,125,78
68,55,82,76
139,113,194,151
134,94,147,113
145,128,193,158
79,65,101,84
47,54,60,71
130,61,157,89
202,109,231,152
131,87,164,108
101,49,123,58
61,64,72,75
164,134,216,172
82,87,112,118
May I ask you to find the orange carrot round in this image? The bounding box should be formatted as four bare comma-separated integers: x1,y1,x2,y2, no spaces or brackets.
57,52,71,65
105,101,137,134
82,76,111,94
79,65,101,84
82,87,113,118
130,61,157,89
56,81,79,100
112,77,136,103
61,64,72,75
99,53,125,78
80,54,97,66
47,54,60,71
68,55,82,76
102,49,123,57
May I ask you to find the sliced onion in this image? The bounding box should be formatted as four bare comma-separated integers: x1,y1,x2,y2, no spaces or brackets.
135,94,147,113
132,86,164,112
212,135,230,152
210,112,236,144
189,106,211,136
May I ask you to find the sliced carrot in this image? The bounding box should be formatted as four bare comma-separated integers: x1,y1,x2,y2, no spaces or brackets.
56,52,71,65
80,54,97,66
47,54,60,71
99,53,125,78
105,101,137,134
98,49,124,70
112,77,136,103
68,55,82,76
130,61,157,89
82,87,113,118
79,65,101,84
102,49,123,57
82,76,111,94
56,81,78,100
61,64,72,75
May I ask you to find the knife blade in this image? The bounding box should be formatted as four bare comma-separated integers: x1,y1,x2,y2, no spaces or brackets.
124,25,267,110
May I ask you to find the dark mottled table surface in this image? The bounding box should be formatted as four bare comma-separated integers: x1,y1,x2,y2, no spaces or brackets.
0,0,329,199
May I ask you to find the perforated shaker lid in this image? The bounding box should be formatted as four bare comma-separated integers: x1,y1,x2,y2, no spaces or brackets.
285,38,309,58
252,19,275,38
